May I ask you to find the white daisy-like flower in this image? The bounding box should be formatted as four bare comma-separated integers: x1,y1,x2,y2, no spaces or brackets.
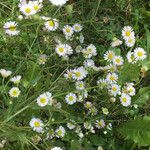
37,93,49,107
0,69,12,78
51,147,62,150
83,59,95,68
49,0,68,6
64,69,73,80
113,56,124,66
44,19,59,31
126,51,136,64
73,24,82,32
29,118,44,133
125,37,135,47
84,101,92,109
83,44,97,58
105,64,117,73
122,26,135,40
111,38,123,47
134,47,147,61
106,73,118,83
72,66,88,81
65,93,77,105
102,107,109,115
75,81,85,91
3,21,20,36
104,50,115,62
109,84,121,97
126,84,136,96
120,93,131,107
63,25,74,37
19,3,36,16
55,44,67,57
55,126,65,138
95,119,106,129
29,1,43,12
10,75,21,84
97,79,108,89
37,92,53,107
65,44,73,55
67,120,76,130
9,87,21,98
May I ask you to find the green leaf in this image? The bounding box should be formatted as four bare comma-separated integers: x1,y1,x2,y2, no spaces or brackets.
118,117,150,146
133,87,150,106
118,62,141,83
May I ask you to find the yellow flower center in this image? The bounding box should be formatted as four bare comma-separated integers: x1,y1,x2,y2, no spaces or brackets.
34,121,40,127
79,83,83,88
12,90,18,96
108,53,114,60
66,28,71,33
116,58,121,63
57,130,62,136
69,96,74,101
48,20,55,27
98,121,102,126
125,31,131,37
40,97,46,104
122,97,127,103
25,8,31,14
34,5,39,11
75,26,80,30
128,39,133,43
75,72,81,77
112,87,117,91
9,25,16,31
58,47,64,53
68,73,72,78
110,76,115,81
137,51,143,57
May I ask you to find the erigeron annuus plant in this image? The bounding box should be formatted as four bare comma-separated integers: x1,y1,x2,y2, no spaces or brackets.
0,0,150,149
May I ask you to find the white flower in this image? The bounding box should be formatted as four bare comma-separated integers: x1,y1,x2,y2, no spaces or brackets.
18,15,23,20
126,84,136,96
105,64,117,73
79,34,84,43
120,93,131,107
10,75,21,84
63,25,74,37
67,120,76,130
122,26,135,40
29,118,44,133
109,84,121,97
3,21,20,36
104,50,115,62
113,56,124,66
0,69,12,78
126,51,136,64
97,79,108,89
75,81,85,91
65,44,73,55
72,67,88,81
110,97,116,103
55,126,65,138
73,24,82,32
64,69,73,79
83,59,95,68
29,1,43,12
49,0,68,6
106,73,118,83
37,92,53,107
9,87,21,98
55,44,67,57
125,37,135,47
111,38,122,47
134,47,147,61
19,3,36,16
102,107,109,115
38,54,47,65
51,147,62,150
83,44,97,58
44,19,59,31
65,93,77,105
95,119,106,129
84,101,92,109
